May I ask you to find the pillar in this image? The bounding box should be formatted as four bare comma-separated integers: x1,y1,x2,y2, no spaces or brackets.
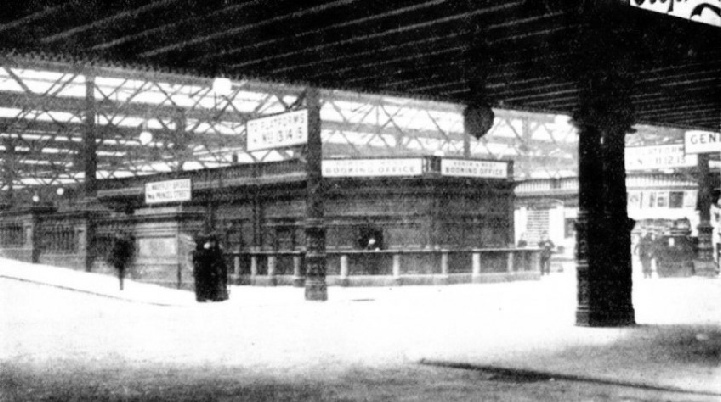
472,251,481,280
392,254,401,285
694,153,717,276
304,87,328,301
2,138,14,208
250,255,258,285
339,254,349,287
84,73,98,199
267,255,277,286
252,168,263,252
82,73,100,272
573,6,636,327
174,110,188,173
293,255,304,287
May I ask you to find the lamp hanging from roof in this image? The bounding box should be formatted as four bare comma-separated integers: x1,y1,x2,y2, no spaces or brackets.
139,116,153,145
212,77,233,96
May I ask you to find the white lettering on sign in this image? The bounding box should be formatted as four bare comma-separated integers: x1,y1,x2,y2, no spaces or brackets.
145,179,192,204
322,159,423,177
630,0,721,27
246,109,308,151
625,144,698,170
440,159,508,179
684,130,721,154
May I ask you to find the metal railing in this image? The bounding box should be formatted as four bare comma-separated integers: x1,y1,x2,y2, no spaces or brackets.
226,247,541,286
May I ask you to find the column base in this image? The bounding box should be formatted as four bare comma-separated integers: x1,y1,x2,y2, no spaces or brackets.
576,307,635,327
293,277,305,287
305,278,328,301
693,260,719,278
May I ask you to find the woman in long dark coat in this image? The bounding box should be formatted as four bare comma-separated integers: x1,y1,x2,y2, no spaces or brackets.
110,233,133,290
193,235,229,302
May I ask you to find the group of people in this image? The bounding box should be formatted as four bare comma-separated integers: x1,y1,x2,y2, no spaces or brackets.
517,232,555,275
108,232,229,302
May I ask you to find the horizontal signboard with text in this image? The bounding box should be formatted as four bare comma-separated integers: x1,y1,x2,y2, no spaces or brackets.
246,109,308,151
322,158,423,177
685,130,721,154
145,179,192,204
440,158,508,178
625,144,698,170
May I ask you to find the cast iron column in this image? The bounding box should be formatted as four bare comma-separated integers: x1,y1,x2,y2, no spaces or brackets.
695,153,717,276
304,87,328,301
3,138,14,207
573,6,636,326
84,73,98,199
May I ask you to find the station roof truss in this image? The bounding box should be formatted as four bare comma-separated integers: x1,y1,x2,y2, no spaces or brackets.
0,1,719,202
1,0,718,130
0,57,581,200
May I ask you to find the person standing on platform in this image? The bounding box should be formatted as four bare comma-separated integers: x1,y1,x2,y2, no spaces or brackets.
110,233,134,291
634,231,655,279
193,234,229,302
209,236,229,301
711,199,721,265
538,232,554,276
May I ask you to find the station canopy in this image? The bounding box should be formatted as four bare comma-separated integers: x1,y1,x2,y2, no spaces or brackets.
0,1,719,200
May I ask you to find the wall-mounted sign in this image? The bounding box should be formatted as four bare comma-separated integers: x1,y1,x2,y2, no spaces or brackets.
440,158,508,179
246,109,308,151
625,144,698,170
684,130,721,154
145,179,192,204
322,158,423,177
630,0,721,28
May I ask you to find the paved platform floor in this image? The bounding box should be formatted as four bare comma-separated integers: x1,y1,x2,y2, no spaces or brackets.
1,257,719,401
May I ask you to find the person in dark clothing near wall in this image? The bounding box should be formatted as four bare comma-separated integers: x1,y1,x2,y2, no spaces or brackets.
193,234,229,302
634,231,655,279
538,232,555,276
110,233,134,291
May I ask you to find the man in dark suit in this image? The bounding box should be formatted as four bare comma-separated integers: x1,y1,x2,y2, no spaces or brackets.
538,232,555,276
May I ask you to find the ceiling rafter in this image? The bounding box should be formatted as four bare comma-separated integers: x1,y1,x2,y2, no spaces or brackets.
226,2,522,69
193,0,454,66
41,0,183,44
139,0,364,59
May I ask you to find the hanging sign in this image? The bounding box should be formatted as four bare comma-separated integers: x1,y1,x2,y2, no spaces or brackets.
322,158,423,177
246,109,308,151
684,130,721,154
629,1,721,28
440,158,508,179
625,144,697,170
145,179,192,204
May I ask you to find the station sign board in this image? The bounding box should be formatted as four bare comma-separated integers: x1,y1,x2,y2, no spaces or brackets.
246,109,308,151
145,179,192,204
684,130,721,154
322,158,423,177
440,158,508,179
629,0,721,28
625,144,697,170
